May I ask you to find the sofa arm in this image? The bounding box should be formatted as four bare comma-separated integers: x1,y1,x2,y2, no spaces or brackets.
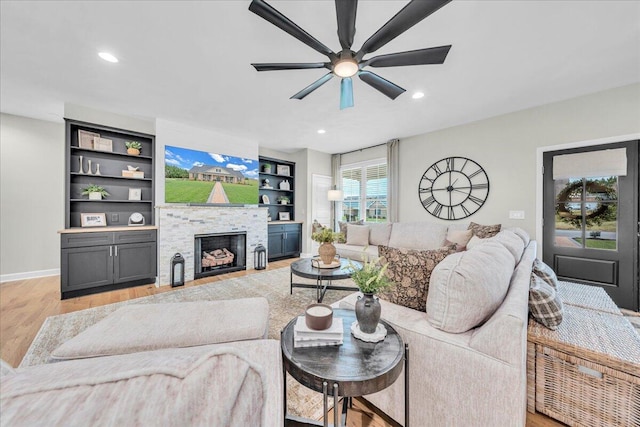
51,298,270,361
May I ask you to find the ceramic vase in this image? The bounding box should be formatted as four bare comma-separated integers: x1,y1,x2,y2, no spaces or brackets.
87,159,93,175
355,293,381,334
318,242,336,265
127,148,140,156
95,163,101,175
78,155,84,174
88,192,102,200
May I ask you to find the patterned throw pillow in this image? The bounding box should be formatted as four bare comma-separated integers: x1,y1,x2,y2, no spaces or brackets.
529,274,564,330
468,222,501,238
338,220,364,243
378,245,457,311
532,258,558,288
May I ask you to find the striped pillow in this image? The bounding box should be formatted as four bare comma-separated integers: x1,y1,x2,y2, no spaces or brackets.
529,274,564,330
533,258,558,288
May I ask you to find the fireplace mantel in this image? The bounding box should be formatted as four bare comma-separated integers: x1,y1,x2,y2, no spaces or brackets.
156,205,268,285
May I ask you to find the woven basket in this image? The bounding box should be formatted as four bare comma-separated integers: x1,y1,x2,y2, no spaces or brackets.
535,345,640,426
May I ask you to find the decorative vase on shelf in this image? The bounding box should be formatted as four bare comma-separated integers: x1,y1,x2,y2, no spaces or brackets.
77,155,84,174
355,293,381,334
87,159,93,175
95,163,101,175
318,242,336,265
127,148,140,156
88,192,102,200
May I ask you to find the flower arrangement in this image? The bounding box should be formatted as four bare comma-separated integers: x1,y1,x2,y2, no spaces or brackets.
311,227,343,244
348,252,393,294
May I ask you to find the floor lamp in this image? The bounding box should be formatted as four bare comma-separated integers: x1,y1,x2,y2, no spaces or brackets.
327,186,343,232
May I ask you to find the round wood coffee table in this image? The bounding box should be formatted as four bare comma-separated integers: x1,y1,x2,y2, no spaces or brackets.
281,309,408,427
290,258,362,303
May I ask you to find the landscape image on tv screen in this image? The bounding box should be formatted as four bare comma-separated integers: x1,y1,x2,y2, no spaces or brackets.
165,145,259,205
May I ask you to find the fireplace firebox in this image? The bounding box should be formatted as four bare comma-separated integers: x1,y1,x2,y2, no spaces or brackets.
194,232,246,279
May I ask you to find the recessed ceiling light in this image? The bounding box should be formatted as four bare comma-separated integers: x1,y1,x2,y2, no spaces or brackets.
317,129,326,134
412,92,425,99
98,52,118,63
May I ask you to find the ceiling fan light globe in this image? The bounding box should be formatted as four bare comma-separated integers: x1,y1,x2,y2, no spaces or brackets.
333,60,359,78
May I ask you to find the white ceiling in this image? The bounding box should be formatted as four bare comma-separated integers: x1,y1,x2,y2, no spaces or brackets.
1,1,639,154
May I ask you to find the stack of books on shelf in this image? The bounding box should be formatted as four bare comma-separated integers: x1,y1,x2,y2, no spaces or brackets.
294,316,343,348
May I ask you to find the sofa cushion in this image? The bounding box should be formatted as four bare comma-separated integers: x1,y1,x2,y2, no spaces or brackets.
51,299,269,360
444,229,473,251
507,227,531,246
492,230,526,262
338,220,364,243
532,258,558,288
529,274,564,330
468,222,501,238
378,245,456,311
2,346,269,427
346,224,370,246
427,241,516,333
369,223,393,246
388,222,448,250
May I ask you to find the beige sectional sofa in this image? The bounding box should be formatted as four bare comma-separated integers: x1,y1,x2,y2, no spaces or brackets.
335,221,470,261
336,225,535,426
0,298,283,427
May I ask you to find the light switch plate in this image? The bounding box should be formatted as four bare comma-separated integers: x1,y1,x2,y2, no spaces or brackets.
509,210,525,220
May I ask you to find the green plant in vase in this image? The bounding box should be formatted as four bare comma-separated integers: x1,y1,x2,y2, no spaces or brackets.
311,227,344,265
348,252,393,334
125,141,142,155
82,184,110,200
277,195,290,205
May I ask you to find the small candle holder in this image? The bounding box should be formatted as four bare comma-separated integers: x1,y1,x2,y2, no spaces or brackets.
305,303,333,330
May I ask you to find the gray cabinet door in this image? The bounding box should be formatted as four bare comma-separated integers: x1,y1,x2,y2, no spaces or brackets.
61,246,113,291
268,230,284,259
114,242,157,284
283,227,301,256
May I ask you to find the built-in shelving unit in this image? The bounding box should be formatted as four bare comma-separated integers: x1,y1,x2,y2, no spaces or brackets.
65,119,155,228
258,156,301,260
60,119,157,299
258,156,296,222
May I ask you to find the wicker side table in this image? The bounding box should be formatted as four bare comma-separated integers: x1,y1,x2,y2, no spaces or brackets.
527,299,640,426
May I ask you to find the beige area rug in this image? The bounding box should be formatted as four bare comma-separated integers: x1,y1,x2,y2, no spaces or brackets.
20,267,356,421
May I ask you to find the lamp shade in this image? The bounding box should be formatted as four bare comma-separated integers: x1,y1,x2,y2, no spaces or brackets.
327,189,344,201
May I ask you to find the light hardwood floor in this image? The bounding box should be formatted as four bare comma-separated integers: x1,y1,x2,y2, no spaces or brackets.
0,260,562,426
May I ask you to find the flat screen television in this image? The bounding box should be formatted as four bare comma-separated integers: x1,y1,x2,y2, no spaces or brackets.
165,145,259,205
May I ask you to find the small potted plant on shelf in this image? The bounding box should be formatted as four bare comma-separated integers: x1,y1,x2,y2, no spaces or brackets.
125,141,142,155
277,195,290,205
348,253,393,334
262,163,272,173
82,184,110,200
311,227,344,265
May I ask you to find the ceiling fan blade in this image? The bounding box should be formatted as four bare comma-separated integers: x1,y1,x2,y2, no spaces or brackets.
291,73,334,100
335,0,358,49
364,45,451,68
357,0,451,58
340,77,354,110
252,63,330,71
249,0,336,60
358,71,405,100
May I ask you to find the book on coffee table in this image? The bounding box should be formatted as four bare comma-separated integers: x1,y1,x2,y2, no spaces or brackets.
293,316,343,348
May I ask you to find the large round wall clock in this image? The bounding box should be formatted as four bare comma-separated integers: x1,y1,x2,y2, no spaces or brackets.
418,156,490,220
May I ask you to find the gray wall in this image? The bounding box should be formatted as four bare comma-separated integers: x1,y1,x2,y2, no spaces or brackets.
397,83,640,238
0,113,65,278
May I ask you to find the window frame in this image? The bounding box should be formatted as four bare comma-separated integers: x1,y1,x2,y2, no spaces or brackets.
339,157,388,223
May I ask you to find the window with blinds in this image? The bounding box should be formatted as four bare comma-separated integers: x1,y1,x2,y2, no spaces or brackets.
340,160,387,223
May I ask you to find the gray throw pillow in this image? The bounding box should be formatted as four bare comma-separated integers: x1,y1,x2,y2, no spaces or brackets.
338,220,364,243
529,274,564,330
532,258,558,288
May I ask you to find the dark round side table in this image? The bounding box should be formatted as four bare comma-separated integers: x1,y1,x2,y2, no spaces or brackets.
290,258,362,303
281,309,409,427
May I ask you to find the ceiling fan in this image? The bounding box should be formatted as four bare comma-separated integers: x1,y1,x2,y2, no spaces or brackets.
249,0,452,109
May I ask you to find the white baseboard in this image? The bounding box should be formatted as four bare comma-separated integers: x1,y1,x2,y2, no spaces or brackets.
0,268,60,283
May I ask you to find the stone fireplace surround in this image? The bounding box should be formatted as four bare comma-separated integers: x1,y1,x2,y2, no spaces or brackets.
157,205,268,286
